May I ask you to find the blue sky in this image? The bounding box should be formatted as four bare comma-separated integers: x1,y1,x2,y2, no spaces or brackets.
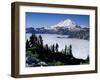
26,12,90,28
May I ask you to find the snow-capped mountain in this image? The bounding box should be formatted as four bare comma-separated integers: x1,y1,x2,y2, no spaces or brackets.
50,19,89,31
51,19,77,29
26,18,89,40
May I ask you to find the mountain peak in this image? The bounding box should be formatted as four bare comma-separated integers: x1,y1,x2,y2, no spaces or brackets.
63,19,73,24
51,18,76,29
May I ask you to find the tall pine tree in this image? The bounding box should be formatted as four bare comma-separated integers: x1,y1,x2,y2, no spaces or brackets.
55,43,59,52
26,39,30,50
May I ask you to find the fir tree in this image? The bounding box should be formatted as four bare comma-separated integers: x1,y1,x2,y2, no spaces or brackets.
69,45,73,57
64,45,67,54
39,35,43,46
55,43,59,52
52,44,55,52
26,39,30,50
30,34,36,47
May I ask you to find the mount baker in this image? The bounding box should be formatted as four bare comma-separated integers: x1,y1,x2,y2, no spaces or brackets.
26,19,89,40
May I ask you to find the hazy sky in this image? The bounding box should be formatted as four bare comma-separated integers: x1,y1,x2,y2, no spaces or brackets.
26,12,90,28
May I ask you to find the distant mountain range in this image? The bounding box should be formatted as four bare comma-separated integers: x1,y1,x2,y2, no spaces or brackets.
26,19,89,40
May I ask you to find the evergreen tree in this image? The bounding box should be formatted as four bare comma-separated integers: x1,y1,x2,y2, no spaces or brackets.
38,35,44,60
30,34,36,47
69,45,73,57
52,44,55,52
45,44,49,51
64,45,67,54
39,35,43,46
55,43,59,52
86,56,89,63
26,39,30,50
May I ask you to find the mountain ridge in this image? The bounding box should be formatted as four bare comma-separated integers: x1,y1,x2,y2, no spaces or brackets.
50,19,88,30
26,19,89,40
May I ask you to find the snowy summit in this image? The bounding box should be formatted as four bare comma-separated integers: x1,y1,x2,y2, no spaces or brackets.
51,19,76,29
